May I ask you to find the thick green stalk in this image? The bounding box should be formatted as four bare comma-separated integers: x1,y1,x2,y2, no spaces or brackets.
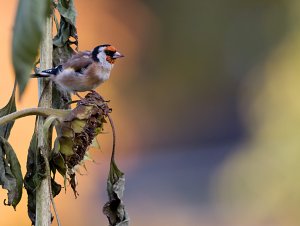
0,107,69,126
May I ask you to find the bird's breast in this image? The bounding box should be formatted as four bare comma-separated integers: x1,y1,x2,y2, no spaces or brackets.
52,62,112,92
86,63,112,82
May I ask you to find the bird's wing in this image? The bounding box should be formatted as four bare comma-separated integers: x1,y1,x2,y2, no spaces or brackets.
63,51,93,71
39,65,62,76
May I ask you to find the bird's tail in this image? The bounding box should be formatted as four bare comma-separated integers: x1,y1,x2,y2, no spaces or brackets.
31,72,51,78
31,65,62,78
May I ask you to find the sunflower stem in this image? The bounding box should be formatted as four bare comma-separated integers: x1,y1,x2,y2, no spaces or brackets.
0,108,69,126
35,14,53,226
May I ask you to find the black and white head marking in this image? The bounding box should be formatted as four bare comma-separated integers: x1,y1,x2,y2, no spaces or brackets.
92,44,111,62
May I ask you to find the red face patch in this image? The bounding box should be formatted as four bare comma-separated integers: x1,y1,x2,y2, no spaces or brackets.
106,56,116,64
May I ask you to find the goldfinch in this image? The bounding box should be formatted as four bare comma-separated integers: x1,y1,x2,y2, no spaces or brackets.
33,44,124,93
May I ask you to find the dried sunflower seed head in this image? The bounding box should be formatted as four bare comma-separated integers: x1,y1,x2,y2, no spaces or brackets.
54,91,111,196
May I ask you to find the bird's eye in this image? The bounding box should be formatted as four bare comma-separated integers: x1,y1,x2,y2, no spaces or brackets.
104,50,115,57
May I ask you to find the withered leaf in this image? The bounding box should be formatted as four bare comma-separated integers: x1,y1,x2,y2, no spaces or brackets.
0,136,23,209
0,83,16,139
103,161,129,226
24,132,38,224
53,0,77,48
51,178,61,197
50,151,66,177
57,0,76,26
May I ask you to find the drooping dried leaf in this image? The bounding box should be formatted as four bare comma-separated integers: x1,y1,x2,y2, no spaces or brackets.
0,137,23,209
0,149,15,206
49,140,66,194
53,0,77,49
50,151,66,177
24,132,41,224
103,161,129,226
57,0,76,26
51,178,62,197
53,17,77,47
0,83,16,139
69,171,78,197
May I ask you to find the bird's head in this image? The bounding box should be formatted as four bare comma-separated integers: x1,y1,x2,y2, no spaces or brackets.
92,44,124,64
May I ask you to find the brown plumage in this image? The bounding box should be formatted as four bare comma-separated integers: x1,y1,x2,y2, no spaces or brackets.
63,51,93,70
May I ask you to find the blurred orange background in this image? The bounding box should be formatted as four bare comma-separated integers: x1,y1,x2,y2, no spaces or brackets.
2,0,300,226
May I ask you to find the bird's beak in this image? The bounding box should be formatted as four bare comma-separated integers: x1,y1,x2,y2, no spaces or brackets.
112,51,124,59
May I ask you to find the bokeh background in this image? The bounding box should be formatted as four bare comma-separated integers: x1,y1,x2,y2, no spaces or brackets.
1,0,300,225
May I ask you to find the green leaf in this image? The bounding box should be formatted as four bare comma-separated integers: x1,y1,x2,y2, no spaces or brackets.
0,83,16,139
12,0,51,96
0,137,23,209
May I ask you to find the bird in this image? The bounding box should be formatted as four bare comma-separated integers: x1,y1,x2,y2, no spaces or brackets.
32,44,124,96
